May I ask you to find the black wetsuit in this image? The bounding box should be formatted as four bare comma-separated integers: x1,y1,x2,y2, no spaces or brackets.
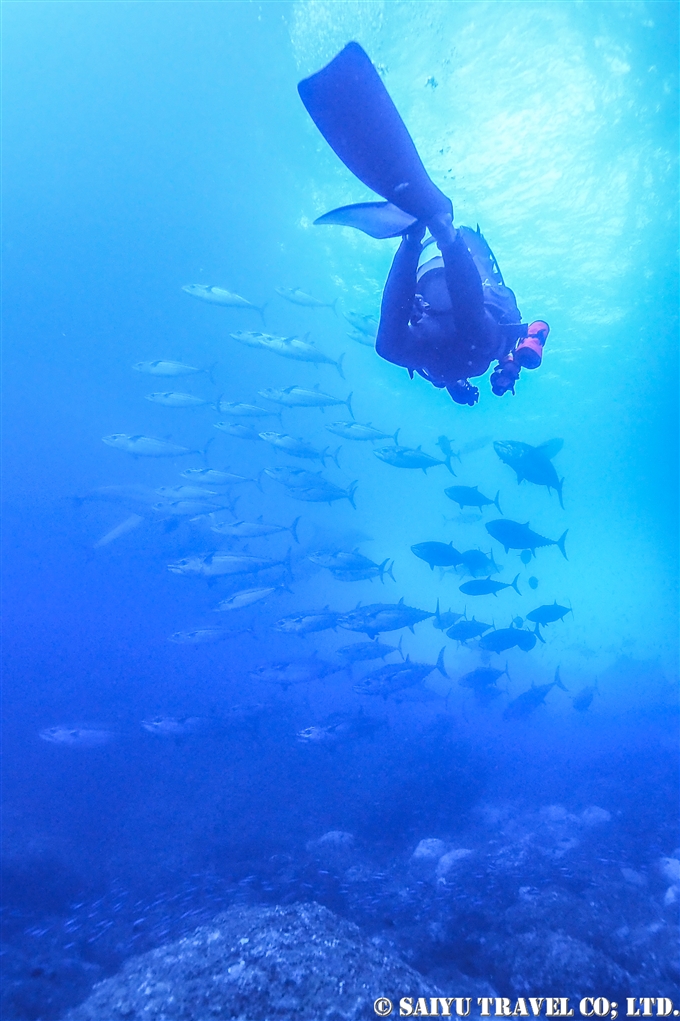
376,230,523,404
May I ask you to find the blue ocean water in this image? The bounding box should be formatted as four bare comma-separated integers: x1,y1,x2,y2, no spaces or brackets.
2,2,678,1017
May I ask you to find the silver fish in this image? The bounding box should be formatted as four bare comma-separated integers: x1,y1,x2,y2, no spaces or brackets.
40,726,113,747
102,434,201,458
169,628,234,644
215,585,285,611
326,422,399,443
230,331,345,377
259,431,340,466
343,310,378,336
374,444,455,475
133,360,212,379
181,467,262,489
258,384,353,416
275,287,338,312
182,283,266,319
274,610,341,636
214,422,263,440
93,513,145,548
214,401,279,419
210,517,300,542
141,716,205,736
144,392,212,408
168,549,291,578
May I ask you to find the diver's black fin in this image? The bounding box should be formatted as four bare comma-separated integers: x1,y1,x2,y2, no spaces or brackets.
298,42,451,222
314,201,417,239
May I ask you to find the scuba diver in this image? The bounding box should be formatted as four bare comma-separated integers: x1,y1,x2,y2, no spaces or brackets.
298,42,549,406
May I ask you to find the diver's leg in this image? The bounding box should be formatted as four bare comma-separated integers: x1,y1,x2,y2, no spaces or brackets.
375,232,423,368
438,232,487,336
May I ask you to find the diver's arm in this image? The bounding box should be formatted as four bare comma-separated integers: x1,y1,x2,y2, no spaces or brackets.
375,235,423,368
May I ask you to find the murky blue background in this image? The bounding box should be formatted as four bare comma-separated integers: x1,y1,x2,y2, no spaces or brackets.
2,2,678,1017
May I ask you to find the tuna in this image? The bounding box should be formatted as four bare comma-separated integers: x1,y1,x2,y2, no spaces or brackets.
503,667,569,720
214,401,280,419
326,422,399,443
210,517,300,542
457,549,501,578
289,481,358,509
354,648,447,697
459,664,509,691
459,574,521,597
249,658,342,687
411,541,463,570
229,331,345,376
308,551,393,582
214,586,286,612
297,712,386,745
275,286,338,312
486,519,568,560
374,444,455,474
432,600,464,630
343,310,379,336
144,392,212,408
446,617,493,642
525,601,573,626
494,439,565,507
259,431,340,466
572,683,598,712
336,637,404,664
102,435,202,458
133,360,213,379
214,422,263,440
258,384,353,416
445,486,502,514
338,598,434,638
478,626,537,653
168,549,291,579
181,467,263,489
274,610,341,636
182,283,266,319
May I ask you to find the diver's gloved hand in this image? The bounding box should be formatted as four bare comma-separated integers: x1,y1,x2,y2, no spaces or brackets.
404,221,427,246
427,209,457,249
447,379,479,406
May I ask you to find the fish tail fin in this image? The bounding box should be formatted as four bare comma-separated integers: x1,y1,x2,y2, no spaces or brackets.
228,494,241,519
347,481,358,510
330,297,339,317
557,478,565,510
504,660,511,682
378,558,390,584
435,597,441,625
207,362,219,386
320,446,329,466
290,516,301,543
445,454,456,476
331,446,342,469
436,647,448,678
557,530,568,560
397,634,404,660
346,392,354,419
258,302,268,327
336,352,346,379
283,547,293,583
393,428,400,445
494,490,502,514
533,622,546,644
554,665,568,692
254,469,265,493
386,559,396,583
202,436,216,463
511,574,521,595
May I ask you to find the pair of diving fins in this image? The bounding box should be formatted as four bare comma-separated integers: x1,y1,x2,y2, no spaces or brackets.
298,41,450,240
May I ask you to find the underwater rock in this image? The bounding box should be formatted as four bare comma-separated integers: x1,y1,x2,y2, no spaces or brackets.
411,838,447,862
436,848,473,880
503,930,631,996
306,830,355,851
66,902,440,1020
